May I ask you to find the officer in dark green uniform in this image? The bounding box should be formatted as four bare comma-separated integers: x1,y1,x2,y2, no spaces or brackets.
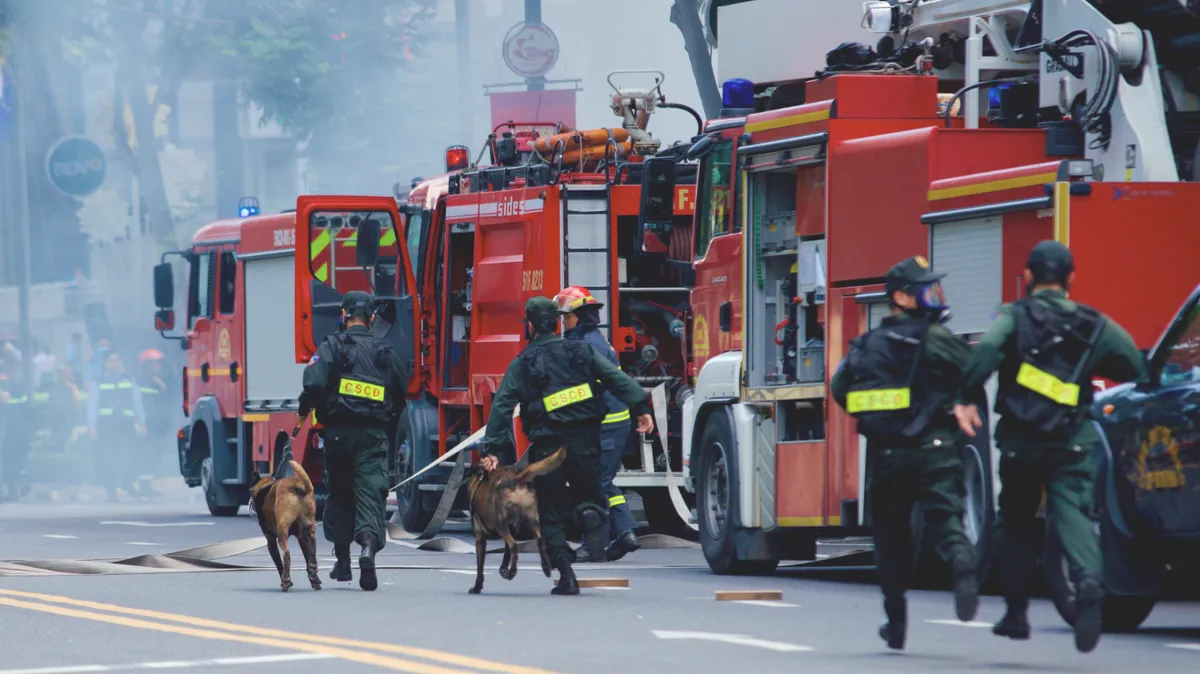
954,240,1145,653
831,256,980,651
299,291,410,592
478,296,655,595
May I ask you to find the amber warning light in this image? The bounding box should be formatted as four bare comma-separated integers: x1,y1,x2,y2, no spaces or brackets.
445,145,470,172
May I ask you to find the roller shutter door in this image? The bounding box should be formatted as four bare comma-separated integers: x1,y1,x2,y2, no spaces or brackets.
866,301,889,331
930,216,1002,337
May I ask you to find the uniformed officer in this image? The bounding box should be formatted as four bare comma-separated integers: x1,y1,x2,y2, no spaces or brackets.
137,349,170,497
831,256,980,650
299,291,409,592
478,296,655,595
86,351,148,502
953,240,1145,653
553,286,642,563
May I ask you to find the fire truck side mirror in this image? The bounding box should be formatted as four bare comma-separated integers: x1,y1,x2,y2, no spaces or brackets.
356,219,381,267
155,309,175,332
153,263,174,308
639,157,677,254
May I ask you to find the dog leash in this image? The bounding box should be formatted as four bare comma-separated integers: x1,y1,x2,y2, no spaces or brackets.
271,414,309,480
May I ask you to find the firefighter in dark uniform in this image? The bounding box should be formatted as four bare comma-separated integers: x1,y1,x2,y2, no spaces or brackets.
554,286,642,563
478,296,655,594
87,351,147,502
831,256,980,651
137,349,170,497
953,240,1145,653
2,368,38,502
299,291,409,592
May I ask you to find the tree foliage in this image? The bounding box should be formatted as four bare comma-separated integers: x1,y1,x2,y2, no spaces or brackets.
206,0,437,192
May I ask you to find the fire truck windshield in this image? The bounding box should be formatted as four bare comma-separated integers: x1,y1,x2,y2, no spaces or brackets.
694,139,734,259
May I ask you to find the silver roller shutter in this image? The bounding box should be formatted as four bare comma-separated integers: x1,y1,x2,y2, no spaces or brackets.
930,215,1002,337
866,301,889,331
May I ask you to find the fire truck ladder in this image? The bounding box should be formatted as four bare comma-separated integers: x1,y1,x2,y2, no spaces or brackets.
561,184,614,332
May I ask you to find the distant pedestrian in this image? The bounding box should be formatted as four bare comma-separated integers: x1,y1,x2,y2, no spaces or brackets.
87,351,147,501
66,332,85,381
33,343,57,389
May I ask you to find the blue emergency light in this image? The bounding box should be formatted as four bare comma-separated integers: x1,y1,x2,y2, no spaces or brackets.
238,196,260,218
721,79,755,110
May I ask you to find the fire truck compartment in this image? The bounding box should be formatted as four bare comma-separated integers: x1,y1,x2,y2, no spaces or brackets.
244,253,308,405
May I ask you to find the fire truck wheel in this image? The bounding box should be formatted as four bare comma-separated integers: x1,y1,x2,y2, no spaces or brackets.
394,408,435,533
697,409,778,575
200,457,239,517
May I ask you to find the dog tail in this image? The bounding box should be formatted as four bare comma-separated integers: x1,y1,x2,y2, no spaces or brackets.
514,447,566,484
288,460,314,495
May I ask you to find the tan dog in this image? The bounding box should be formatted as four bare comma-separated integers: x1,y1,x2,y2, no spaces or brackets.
466,448,567,594
249,461,321,592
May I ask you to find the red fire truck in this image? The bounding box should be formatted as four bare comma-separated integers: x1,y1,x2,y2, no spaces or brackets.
291,73,703,537
664,0,1199,629
152,199,415,516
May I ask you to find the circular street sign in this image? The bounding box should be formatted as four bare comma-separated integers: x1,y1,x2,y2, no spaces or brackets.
45,136,107,197
502,22,560,79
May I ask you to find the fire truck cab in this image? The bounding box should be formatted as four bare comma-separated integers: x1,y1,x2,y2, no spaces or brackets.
153,203,323,516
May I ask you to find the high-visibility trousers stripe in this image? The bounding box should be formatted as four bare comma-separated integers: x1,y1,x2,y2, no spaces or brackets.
609,494,626,507
603,409,631,424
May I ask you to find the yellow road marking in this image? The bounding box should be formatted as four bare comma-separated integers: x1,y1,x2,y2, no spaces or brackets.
0,597,463,674
0,589,558,674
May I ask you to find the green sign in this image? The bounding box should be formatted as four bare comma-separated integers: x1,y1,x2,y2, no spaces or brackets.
45,136,107,197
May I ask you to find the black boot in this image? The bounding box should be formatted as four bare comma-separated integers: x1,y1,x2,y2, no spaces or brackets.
580,508,606,562
993,600,1031,640
606,530,641,562
1074,577,1104,653
329,544,352,582
879,596,906,650
358,536,379,591
551,557,579,595
951,548,980,622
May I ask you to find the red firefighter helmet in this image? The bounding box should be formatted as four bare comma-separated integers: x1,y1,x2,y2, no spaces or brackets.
140,348,164,364
553,286,603,314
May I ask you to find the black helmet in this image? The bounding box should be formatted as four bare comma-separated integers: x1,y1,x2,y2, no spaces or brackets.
524,296,559,334
1026,240,1074,284
341,291,375,315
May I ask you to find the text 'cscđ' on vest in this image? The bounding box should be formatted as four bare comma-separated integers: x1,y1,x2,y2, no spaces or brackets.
519,340,608,429
324,332,397,426
844,320,941,441
997,298,1106,440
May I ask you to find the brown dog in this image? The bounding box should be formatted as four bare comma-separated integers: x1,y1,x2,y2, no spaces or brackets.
249,461,321,592
466,447,567,594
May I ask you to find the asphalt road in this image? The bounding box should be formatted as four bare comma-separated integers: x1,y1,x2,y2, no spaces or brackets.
2,485,1200,674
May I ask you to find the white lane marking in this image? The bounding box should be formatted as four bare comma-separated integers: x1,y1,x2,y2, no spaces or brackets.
42,535,77,540
100,521,213,528
125,542,162,547
734,600,798,608
926,620,994,628
1166,643,1200,652
0,654,335,673
652,630,814,652
815,554,830,559
440,569,485,576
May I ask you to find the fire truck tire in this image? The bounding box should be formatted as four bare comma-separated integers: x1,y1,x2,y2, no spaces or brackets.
394,406,436,533
200,457,239,517
697,409,778,575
